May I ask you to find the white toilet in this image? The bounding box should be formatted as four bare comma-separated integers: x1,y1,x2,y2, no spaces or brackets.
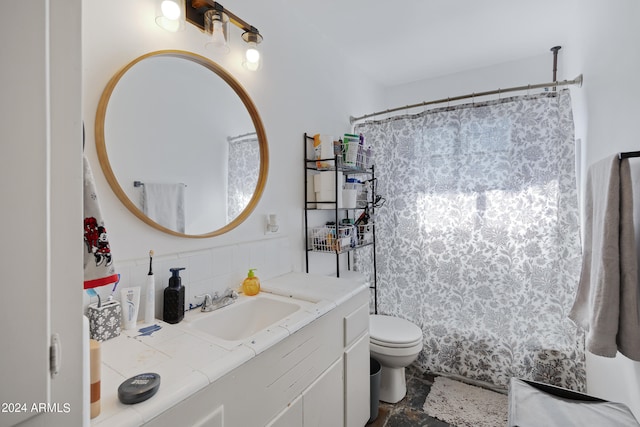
369,314,423,403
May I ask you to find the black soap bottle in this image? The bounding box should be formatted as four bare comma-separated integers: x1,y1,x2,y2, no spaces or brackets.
163,267,185,324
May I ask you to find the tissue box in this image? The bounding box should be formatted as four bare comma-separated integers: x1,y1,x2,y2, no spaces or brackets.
87,300,121,342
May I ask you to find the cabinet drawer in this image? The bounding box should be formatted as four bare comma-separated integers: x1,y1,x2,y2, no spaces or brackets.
344,303,369,347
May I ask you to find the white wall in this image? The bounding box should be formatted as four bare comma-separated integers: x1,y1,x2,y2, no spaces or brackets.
381,0,640,419
82,1,381,309
381,53,557,114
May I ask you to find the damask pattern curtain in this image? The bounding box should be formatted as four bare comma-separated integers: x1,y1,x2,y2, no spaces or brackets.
227,134,259,222
355,90,585,390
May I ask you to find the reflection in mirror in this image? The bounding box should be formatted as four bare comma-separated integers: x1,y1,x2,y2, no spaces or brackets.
227,132,259,222
96,50,268,238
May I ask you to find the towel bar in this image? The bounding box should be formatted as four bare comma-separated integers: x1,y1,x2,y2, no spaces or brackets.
133,181,186,188
618,151,640,160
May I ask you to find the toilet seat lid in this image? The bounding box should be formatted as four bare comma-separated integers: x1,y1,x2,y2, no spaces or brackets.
370,336,423,349
370,314,422,345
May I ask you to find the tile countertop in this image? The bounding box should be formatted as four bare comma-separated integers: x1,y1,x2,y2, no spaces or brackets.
91,271,368,427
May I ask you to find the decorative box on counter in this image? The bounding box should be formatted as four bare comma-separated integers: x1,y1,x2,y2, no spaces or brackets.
87,300,121,342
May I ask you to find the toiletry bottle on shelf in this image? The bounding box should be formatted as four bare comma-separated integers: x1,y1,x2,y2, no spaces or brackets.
163,267,185,324
120,287,141,330
242,268,260,296
144,250,155,324
90,339,101,419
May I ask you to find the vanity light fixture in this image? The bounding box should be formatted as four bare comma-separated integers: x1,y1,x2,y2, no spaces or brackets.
155,0,186,32
204,9,229,53
185,0,264,70
241,30,263,71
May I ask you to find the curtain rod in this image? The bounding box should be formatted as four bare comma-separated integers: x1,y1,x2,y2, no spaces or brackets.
350,74,583,124
227,131,257,142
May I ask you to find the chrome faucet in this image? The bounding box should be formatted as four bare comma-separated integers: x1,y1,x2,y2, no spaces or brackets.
196,288,238,312
195,293,215,312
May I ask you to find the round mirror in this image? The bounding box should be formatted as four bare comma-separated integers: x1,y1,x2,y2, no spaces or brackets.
95,50,268,238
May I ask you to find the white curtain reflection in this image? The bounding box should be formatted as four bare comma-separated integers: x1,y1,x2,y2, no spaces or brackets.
227,133,260,222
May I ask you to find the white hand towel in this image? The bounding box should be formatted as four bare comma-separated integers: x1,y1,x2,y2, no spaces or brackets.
83,154,118,289
141,183,186,233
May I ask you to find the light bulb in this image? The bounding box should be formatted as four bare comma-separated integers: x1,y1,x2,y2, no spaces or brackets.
243,42,261,71
246,44,260,63
156,0,184,32
161,0,181,20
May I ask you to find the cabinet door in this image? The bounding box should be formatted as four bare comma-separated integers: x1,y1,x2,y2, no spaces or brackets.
266,396,302,427
193,405,224,427
303,358,344,427
345,334,370,427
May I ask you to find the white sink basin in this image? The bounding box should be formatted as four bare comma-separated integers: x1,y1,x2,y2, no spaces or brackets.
185,293,303,343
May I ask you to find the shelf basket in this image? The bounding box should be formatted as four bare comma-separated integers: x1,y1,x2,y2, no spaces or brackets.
309,224,373,253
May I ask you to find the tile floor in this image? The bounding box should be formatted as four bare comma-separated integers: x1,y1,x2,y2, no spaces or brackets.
367,365,452,427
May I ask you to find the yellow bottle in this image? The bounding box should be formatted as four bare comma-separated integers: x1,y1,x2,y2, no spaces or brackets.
242,268,260,296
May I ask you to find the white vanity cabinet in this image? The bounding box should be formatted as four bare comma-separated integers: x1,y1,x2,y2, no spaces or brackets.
266,395,302,427
146,287,369,427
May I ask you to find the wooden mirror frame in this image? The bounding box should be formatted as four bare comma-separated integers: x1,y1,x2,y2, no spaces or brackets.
95,50,269,238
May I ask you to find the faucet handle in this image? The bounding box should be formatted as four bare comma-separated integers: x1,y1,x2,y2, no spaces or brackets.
223,288,239,299
195,293,213,307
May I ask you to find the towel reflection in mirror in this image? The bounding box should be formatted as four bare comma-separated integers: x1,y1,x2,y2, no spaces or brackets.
140,182,187,233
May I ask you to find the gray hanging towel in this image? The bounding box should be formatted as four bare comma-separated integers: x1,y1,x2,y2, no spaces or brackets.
569,155,640,360
83,154,118,289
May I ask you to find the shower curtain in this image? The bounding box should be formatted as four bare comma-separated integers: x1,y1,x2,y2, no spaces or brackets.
355,90,585,391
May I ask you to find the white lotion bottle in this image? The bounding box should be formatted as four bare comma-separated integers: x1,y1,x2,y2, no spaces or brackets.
120,287,140,330
144,250,155,324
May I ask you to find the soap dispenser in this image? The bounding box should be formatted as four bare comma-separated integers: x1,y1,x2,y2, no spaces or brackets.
242,268,260,296
163,267,185,324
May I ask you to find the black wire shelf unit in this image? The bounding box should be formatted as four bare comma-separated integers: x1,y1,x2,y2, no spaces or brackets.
303,132,378,313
